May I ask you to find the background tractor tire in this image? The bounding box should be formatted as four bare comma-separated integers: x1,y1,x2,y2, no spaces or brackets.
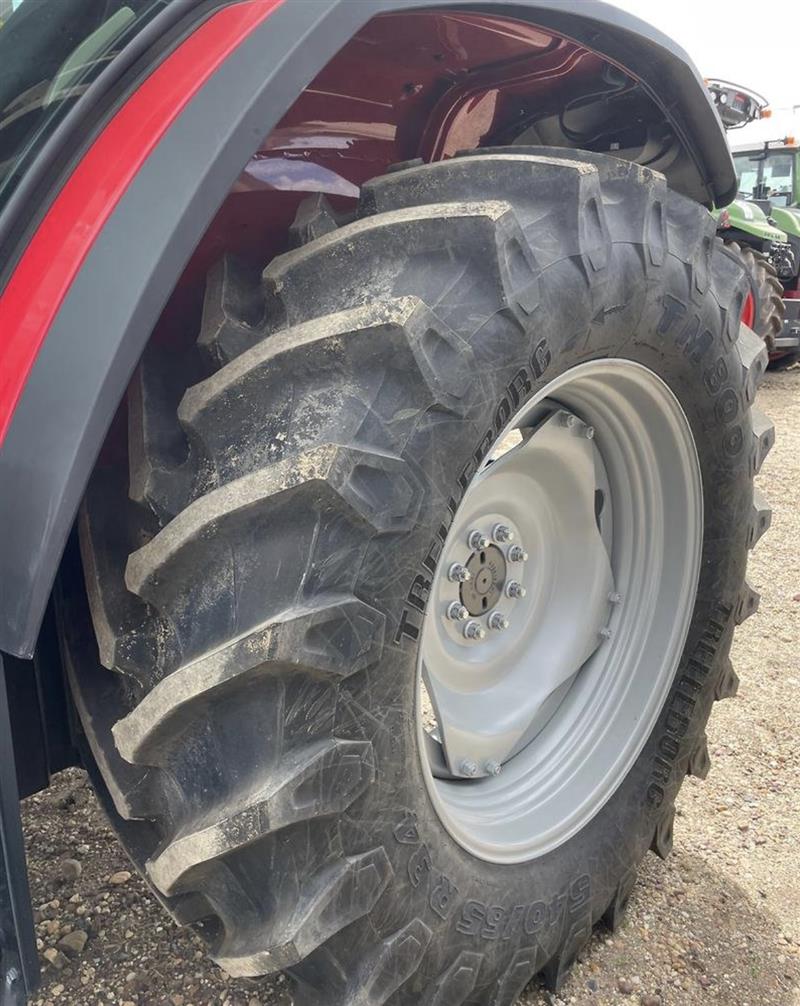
63,149,773,1005
722,239,785,360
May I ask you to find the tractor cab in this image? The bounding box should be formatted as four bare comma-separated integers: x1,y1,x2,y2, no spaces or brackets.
733,139,799,209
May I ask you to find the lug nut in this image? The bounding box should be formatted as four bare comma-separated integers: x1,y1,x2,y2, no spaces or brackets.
460,759,479,777
563,413,579,428
447,602,469,622
448,563,471,583
506,580,526,599
485,760,502,776
599,626,613,639
468,529,490,550
608,591,622,604
489,612,510,631
508,545,528,562
584,425,595,440
493,523,514,543
463,620,486,641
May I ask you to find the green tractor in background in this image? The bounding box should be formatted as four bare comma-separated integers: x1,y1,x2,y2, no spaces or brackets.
731,140,800,362
708,80,800,364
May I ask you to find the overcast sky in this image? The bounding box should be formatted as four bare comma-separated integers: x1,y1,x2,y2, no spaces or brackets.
611,0,798,144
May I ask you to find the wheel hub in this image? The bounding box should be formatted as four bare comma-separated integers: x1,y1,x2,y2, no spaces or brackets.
425,407,615,780
461,544,507,615
417,360,703,863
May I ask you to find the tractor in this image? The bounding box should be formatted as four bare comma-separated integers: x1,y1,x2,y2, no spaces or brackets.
708,79,800,363
732,137,800,363
0,3,772,1004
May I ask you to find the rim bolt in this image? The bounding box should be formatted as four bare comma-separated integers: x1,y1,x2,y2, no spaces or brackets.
468,529,490,550
460,759,479,777
447,602,469,622
493,523,514,543
489,612,510,631
485,760,502,776
448,563,471,583
584,425,595,440
506,580,526,599
508,545,528,562
608,591,622,604
599,626,613,640
463,620,486,641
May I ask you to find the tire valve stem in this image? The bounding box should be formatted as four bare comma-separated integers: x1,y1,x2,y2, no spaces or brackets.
506,581,526,599
460,760,479,777
447,602,469,622
489,612,509,631
485,760,502,776
508,545,528,562
448,563,471,583
464,620,486,641
468,529,490,550
493,523,514,543
599,626,613,640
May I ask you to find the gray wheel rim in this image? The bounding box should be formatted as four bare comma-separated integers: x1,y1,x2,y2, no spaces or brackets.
417,359,703,863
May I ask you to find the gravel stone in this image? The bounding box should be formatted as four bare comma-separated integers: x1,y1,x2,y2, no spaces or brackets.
57,930,88,958
42,948,69,971
57,860,82,883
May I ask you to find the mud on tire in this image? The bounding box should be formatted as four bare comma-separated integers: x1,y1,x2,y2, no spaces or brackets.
65,149,773,1004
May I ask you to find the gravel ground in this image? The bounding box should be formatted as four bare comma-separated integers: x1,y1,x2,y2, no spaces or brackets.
21,369,800,1006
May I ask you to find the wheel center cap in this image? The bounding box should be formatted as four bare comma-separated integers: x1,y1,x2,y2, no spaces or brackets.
461,544,507,615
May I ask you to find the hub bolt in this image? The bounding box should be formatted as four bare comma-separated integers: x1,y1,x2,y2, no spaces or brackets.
448,563,471,583
506,580,526,599
489,612,510,631
608,591,622,604
564,413,579,429
468,529,490,551
508,545,528,562
485,760,502,776
463,620,486,641
599,626,613,640
460,759,479,777
447,602,469,622
584,425,595,440
493,523,514,543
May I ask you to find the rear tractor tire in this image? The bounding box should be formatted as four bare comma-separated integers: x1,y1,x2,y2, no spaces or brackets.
65,149,773,1005
723,239,787,363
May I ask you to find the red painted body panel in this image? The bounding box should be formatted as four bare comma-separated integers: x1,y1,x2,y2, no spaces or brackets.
0,0,283,447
